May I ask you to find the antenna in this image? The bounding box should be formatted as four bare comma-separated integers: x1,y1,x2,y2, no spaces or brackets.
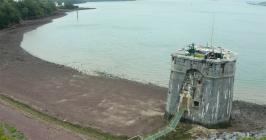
210,14,215,52
76,10,79,21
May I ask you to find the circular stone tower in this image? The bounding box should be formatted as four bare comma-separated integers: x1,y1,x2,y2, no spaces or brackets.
165,44,237,126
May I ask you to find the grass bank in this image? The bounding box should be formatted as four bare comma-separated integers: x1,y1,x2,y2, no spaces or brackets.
0,94,128,140
0,122,26,140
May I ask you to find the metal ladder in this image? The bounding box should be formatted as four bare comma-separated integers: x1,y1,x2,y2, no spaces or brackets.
128,110,184,140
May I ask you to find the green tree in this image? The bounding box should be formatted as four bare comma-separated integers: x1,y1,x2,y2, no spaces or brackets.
0,0,57,29
64,1,77,9
0,0,20,28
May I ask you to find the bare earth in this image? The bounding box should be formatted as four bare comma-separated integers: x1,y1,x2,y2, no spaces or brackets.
230,101,266,131
0,101,82,140
0,10,265,139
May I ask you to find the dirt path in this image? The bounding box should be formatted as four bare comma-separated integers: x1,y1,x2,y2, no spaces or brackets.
0,100,83,140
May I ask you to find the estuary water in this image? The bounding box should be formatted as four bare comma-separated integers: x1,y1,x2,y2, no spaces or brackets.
21,0,266,104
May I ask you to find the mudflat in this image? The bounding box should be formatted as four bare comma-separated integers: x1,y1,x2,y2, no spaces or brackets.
0,11,167,137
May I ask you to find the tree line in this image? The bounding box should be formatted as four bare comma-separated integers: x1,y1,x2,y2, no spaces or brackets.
0,0,88,29
0,0,57,29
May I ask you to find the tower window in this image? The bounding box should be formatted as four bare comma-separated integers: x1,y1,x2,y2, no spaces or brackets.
193,101,200,107
198,80,202,84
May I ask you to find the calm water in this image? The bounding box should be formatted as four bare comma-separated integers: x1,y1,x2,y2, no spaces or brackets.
21,0,266,104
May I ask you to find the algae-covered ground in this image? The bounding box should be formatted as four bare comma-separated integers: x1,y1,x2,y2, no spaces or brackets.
160,123,192,140
0,122,26,140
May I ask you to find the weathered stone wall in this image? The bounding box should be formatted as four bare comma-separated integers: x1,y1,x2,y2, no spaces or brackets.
165,54,236,125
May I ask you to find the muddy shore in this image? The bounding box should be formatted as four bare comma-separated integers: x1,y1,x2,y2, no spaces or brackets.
0,10,167,137
0,10,265,138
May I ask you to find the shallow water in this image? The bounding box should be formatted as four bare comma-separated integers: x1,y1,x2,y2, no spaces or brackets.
21,0,266,104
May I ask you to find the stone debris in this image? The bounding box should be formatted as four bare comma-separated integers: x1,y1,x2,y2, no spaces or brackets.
196,129,266,140
187,125,217,138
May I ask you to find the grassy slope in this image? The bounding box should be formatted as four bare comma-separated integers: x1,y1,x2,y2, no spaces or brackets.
0,122,26,140
0,94,127,140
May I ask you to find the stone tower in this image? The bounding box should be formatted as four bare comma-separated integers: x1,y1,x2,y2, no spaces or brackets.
165,44,237,126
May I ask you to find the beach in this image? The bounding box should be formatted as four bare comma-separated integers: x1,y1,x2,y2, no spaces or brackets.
0,9,266,139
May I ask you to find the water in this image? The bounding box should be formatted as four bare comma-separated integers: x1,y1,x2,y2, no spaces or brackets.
21,0,266,104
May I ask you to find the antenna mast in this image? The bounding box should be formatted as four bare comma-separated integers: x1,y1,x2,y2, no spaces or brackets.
76,10,79,21
210,14,215,52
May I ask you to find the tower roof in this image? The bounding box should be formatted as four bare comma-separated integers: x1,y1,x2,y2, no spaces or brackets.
172,44,237,62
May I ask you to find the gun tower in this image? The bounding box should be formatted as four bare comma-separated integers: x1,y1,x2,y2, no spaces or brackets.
165,43,237,126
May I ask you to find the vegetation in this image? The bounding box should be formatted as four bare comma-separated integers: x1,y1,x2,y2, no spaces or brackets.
160,123,192,140
0,0,21,28
194,53,205,58
0,0,56,29
0,0,130,29
0,122,26,140
0,0,94,28
0,94,127,140
56,0,88,4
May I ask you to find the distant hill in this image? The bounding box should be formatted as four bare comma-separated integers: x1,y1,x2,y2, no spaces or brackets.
247,1,266,6
258,1,266,6
55,0,135,4
83,0,135,2
87,0,136,2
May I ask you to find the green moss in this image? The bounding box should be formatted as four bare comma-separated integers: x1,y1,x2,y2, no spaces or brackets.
0,122,26,140
159,123,192,140
194,53,205,58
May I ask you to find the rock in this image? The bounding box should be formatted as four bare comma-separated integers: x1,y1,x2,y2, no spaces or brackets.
187,125,218,139
196,129,266,140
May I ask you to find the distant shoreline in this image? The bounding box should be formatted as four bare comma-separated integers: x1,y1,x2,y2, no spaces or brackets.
85,0,136,2
247,1,266,6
